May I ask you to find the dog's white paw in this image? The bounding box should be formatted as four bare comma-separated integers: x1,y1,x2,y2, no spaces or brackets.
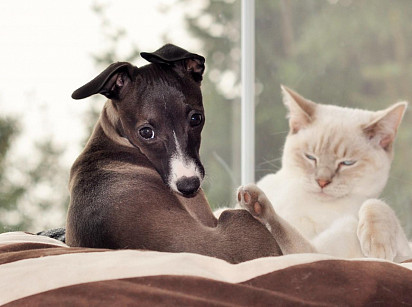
357,199,397,261
237,184,276,227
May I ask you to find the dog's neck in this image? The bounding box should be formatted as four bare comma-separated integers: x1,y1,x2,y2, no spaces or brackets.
99,100,135,149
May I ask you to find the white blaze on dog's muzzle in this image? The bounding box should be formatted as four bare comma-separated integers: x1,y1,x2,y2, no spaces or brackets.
168,132,203,196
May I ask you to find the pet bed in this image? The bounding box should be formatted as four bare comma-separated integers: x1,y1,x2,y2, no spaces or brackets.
1,231,411,306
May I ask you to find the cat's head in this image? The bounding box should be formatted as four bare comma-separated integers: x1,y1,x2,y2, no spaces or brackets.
281,86,407,201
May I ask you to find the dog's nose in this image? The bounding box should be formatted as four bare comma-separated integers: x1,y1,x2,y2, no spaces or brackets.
176,176,200,196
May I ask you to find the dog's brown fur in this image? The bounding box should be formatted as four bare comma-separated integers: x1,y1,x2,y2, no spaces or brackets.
66,44,282,263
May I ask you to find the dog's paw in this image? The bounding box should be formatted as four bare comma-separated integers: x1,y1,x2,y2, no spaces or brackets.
357,199,397,261
237,184,276,226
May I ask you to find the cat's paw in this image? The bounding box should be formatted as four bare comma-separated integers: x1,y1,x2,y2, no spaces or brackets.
237,184,276,226
357,199,397,261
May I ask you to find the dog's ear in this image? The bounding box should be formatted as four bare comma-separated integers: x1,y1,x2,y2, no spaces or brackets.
72,62,137,100
141,44,205,83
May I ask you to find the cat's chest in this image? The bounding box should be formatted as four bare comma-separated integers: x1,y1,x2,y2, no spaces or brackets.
258,176,361,239
278,200,350,239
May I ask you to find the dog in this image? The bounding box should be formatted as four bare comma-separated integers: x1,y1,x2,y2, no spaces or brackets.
66,44,312,263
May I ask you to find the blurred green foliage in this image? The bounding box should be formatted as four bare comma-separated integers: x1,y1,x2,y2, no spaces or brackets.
0,118,25,230
0,118,68,232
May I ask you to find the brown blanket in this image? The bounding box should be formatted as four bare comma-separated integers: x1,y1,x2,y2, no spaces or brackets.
1,232,412,306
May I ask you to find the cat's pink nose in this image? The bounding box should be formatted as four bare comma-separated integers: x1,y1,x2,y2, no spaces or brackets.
317,179,331,188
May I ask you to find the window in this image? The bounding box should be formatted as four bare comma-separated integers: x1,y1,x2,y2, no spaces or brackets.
1,1,411,237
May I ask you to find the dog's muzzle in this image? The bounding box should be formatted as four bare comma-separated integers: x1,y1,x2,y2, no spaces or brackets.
168,133,204,197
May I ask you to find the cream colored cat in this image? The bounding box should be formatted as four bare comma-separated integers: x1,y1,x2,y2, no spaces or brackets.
249,86,411,263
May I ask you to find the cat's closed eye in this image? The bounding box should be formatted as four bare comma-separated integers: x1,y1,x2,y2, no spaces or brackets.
304,153,317,162
339,160,356,166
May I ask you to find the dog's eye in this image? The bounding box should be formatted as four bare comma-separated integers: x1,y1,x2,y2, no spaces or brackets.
139,127,155,140
190,113,203,127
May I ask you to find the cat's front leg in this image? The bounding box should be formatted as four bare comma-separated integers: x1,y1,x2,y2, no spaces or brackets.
237,184,316,254
357,199,412,262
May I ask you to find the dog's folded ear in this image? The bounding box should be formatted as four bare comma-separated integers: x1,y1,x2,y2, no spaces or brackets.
141,44,205,83
72,62,137,100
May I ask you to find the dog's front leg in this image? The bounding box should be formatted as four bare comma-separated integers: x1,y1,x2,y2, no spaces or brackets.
237,184,316,254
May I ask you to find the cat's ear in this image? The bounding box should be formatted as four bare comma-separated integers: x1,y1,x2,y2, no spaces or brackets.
363,101,407,151
281,85,317,134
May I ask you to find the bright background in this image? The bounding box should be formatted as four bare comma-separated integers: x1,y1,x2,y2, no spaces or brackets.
1,0,412,237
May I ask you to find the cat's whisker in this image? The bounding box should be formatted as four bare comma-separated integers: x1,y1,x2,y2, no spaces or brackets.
258,157,282,166
270,130,289,136
256,158,282,173
388,176,412,185
256,167,281,173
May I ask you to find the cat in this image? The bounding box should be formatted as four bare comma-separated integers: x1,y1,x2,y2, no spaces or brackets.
253,85,412,262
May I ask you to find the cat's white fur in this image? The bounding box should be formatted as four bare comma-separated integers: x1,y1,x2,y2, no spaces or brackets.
256,86,411,262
